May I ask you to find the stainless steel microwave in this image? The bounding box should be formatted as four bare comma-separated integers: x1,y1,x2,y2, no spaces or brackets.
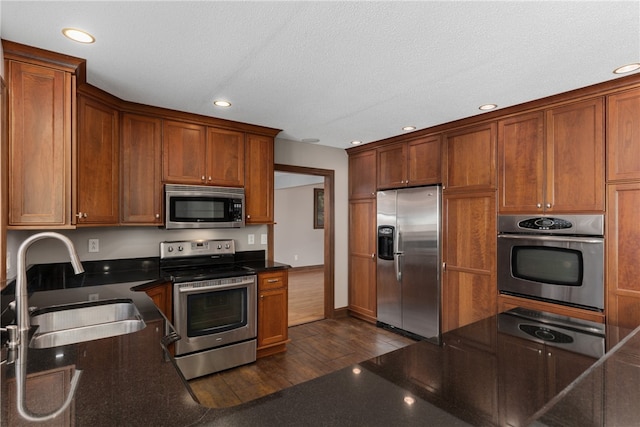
164,184,245,229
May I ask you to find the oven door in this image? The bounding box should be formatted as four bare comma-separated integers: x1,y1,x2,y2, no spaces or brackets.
173,275,256,356
497,234,604,311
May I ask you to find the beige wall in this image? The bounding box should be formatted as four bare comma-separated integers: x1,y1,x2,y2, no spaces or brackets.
274,183,324,267
274,137,349,310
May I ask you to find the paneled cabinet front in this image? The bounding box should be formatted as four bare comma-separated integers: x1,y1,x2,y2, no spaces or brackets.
377,135,441,189
162,120,245,187
76,94,120,225
7,60,74,227
443,122,497,193
257,270,289,357
348,198,377,323
498,99,605,213
244,134,274,224
121,113,163,225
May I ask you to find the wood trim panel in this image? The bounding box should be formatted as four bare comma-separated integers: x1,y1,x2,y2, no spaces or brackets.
275,163,335,320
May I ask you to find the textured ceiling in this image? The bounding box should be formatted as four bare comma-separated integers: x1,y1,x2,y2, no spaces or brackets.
2,1,639,149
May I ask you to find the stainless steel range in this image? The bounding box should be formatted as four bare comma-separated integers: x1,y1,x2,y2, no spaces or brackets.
160,239,257,380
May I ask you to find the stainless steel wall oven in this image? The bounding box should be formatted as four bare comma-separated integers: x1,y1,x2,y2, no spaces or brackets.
497,215,604,311
160,239,257,380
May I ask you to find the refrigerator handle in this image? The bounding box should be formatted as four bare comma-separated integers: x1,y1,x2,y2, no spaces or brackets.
394,252,404,282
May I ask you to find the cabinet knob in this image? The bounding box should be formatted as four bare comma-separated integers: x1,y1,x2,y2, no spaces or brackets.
155,214,160,219
201,176,206,181
371,253,376,259
247,214,251,219
536,203,542,208
208,176,212,181
545,203,552,209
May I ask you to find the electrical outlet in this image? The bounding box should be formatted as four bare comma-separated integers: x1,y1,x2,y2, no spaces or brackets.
88,238,100,253
88,293,100,301
261,234,267,245
294,254,299,261
248,234,255,245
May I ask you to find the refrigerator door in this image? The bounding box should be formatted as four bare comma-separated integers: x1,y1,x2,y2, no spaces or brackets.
397,186,441,341
376,190,402,329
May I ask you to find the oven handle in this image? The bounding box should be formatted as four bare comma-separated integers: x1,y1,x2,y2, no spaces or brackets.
498,234,603,244
176,277,256,293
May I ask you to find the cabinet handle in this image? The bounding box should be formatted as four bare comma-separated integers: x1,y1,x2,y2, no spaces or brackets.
260,294,264,299
201,176,206,181
247,214,251,219
442,262,446,271
536,203,542,208
545,203,552,209
371,253,376,259
75,212,88,218
155,214,160,219
208,176,212,181
538,350,542,354
267,279,280,283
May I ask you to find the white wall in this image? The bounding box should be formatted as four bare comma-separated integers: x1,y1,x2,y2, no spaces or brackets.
274,183,324,267
274,138,349,310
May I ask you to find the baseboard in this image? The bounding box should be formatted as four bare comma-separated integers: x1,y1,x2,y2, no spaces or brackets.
332,307,349,318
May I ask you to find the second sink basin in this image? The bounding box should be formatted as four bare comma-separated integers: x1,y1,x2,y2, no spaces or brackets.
29,299,146,349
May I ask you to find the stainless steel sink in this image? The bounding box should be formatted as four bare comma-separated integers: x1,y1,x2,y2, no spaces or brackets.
29,299,146,349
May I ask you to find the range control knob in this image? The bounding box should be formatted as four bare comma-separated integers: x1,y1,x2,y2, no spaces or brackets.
178,246,184,252
167,246,174,253
225,244,230,249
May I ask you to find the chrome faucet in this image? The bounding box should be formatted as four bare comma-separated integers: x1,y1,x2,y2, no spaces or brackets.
12,232,84,422
15,232,84,333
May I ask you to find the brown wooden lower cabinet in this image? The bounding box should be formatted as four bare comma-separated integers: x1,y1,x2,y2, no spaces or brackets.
348,198,377,323
257,269,290,358
143,281,173,323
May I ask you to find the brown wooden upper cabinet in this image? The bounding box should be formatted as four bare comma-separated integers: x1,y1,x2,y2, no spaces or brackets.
443,122,497,193
76,93,120,225
120,113,163,225
607,87,640,182
377,135,441,189
349,149,377,199
244,133,274,224
6,59,74,227
207,128,245,187
498,98,604,213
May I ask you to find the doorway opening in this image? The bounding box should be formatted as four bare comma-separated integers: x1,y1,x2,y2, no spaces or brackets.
272,164,335,325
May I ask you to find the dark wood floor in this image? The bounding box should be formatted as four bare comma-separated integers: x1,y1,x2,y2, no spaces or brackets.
189,317,416,408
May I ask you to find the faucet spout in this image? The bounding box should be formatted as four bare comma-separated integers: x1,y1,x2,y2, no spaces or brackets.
16,232,84,332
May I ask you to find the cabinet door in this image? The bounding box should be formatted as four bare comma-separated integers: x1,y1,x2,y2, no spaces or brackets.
162,120,206,184
607,87,640,182
258,290,288,349
349,149,377,199
546,98,604,212
443,122,496,192
348,199,377,322
377,143,406,189
498,112,545,213
408,135,441,186
8,61,73,226
606,183,640,329
244,134,274,223
206,128,244,187
76,95,119,224
121,113,163,224
498,334,546,427
442,191,497,332
144,281,172,322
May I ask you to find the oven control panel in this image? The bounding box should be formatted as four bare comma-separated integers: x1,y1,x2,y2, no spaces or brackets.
160,239,235,259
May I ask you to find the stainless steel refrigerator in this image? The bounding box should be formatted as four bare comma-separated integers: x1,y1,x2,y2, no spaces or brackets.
376,186,441,343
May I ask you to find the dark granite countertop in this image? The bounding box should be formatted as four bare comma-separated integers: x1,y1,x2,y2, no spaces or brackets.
2,259,639,425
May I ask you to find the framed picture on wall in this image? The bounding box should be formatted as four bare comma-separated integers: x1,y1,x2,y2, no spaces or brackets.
314,188,324,229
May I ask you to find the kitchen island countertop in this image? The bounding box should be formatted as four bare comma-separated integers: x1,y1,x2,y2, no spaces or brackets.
2,270,640,425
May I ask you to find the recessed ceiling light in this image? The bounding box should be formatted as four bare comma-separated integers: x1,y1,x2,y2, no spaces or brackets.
62,28,95,44
350,140,362,145
613,63,640,74
301,138,320,144
402,126,416,131
479,104,497,111
213,100,232,107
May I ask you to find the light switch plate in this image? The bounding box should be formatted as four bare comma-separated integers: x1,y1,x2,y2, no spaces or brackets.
261,234,267,245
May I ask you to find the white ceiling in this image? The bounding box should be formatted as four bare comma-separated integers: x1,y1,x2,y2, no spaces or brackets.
1,1,639,149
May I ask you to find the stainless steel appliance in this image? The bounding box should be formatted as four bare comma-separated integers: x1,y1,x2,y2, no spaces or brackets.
376,186,441,342
164,184,245,229
498,307,605,359
498,214,604,311
160,239,256,380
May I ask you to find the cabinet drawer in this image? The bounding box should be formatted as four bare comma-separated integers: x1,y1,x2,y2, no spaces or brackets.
258,270,288,291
